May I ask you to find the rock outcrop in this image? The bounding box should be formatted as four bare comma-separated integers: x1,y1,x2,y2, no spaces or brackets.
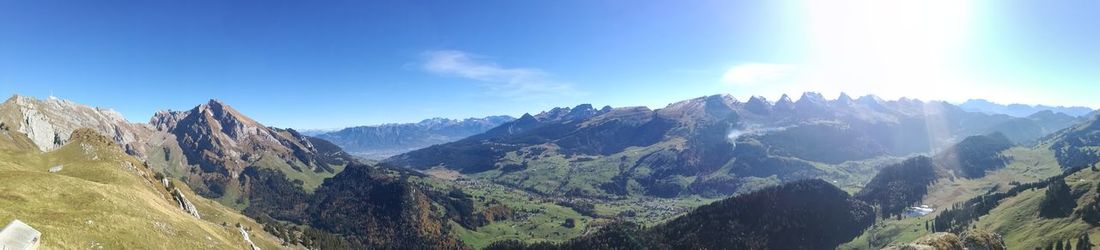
883,230,1006,250
150,99,346,197
238,226,260,250
170,188,201,219
0,95,153,155
959,229,1007,250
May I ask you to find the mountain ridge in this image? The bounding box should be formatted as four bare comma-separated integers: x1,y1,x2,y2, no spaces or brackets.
959,99,1093,117
313,115,514,159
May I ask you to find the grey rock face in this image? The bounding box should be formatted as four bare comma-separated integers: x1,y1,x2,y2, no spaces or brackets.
170,188,201,219
0,95,152,156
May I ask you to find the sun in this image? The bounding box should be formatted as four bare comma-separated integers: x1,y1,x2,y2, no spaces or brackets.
754,0,980,102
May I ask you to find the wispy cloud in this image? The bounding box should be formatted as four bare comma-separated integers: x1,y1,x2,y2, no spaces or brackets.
422,50,579,99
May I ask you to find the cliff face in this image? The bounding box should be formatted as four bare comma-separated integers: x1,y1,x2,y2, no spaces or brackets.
150,99,345,197
0,95,154,155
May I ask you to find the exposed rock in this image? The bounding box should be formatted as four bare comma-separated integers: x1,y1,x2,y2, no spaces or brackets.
883,231,1006,250
773,94,795,112
884,232,963,250
151,99,343,197
170,188,201,219
960,229,1007,250
0,95,151,155
744,96,772,115
238,226,260,250
835,92,855,106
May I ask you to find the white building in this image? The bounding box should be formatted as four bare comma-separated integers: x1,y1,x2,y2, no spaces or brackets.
904,205,935,217
0,220,41,250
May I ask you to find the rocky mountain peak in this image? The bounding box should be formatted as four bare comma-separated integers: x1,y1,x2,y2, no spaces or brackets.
0,95,148,154
796,92,826,105
835,92,854,105
566,104,597,119
150,99,335,197
744,96,772,115
534,104,607,123
774,94,795,111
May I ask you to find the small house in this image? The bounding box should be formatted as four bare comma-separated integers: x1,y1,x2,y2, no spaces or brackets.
0,219,41,250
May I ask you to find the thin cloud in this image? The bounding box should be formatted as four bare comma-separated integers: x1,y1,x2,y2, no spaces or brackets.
422,50,579,99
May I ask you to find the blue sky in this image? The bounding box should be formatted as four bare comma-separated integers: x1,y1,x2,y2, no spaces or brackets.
0,0,1097,129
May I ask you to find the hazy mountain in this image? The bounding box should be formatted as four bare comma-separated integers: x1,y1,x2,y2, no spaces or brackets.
386,92,1040,198
847,111,1100,249
959,99,1093,117
313,116,514,159
985,110,1081,143
1047,112,1100,169
854,132,1014,219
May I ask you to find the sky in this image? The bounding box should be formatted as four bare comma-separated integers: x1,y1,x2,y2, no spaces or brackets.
0,0,1097,129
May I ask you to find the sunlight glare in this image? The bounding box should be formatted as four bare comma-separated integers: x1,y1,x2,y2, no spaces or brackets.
778,0,979,102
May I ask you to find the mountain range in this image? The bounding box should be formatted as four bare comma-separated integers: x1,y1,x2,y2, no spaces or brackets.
386,93,1079,199
311,116,514,159
4,92,1100,249
959,99,1093,117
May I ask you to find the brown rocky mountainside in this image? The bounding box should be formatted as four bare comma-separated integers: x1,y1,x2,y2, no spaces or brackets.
150,99,350,198
0,95,351,202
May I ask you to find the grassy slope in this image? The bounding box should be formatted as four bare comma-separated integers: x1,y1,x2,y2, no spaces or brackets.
413,175,721,249
0,129,285,249
839,146,1064,249
145,140,344,210
975,166,1100,249
437,138,901,248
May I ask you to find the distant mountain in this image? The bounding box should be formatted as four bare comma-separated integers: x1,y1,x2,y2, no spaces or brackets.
387,92,1044,199
313,116,514,159
959,99,1093,117
985,110,1081,144
1047,112,1100,169
488,179,874,249
297,128,338,136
